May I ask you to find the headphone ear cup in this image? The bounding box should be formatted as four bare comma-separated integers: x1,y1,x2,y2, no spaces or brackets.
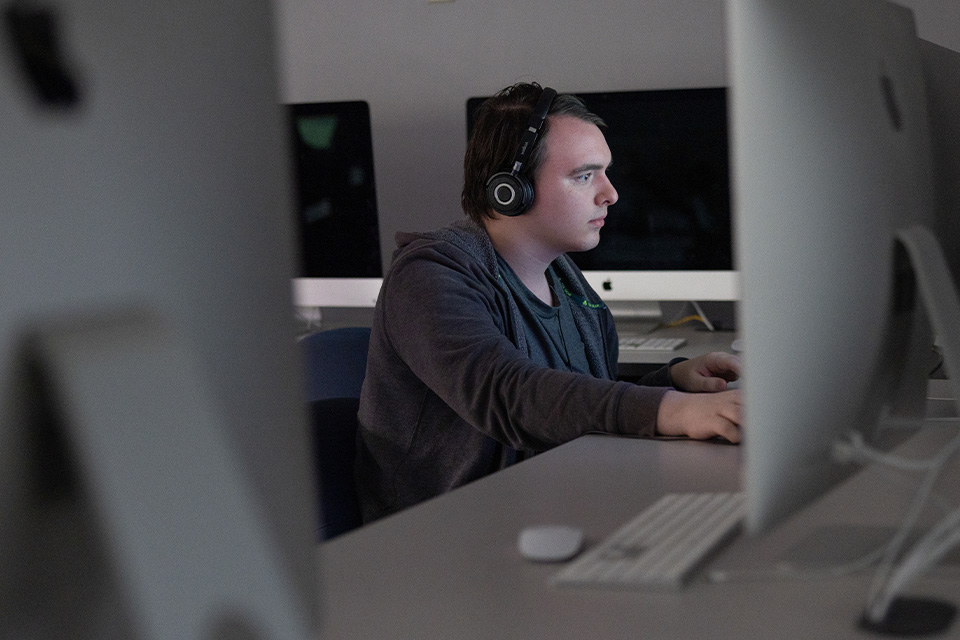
486,171,534,216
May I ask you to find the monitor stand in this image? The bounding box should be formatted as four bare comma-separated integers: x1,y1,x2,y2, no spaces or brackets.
856,225,960,636
607,301,664,335
609,300,731,335
1,309,313,639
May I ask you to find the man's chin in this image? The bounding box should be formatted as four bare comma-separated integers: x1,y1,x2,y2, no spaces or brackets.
574,234,602,253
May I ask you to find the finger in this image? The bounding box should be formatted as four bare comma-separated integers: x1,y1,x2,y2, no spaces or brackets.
682,375,724,393
706,352,742,379
700,375,737,393
726,388,744,405
716,422,742,444
703,377,728,392
720,393,745,426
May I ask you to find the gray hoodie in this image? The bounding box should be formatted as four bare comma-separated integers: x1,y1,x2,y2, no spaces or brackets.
355,219,674,522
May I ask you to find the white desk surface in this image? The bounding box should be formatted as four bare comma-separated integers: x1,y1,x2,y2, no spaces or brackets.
316,394,959,639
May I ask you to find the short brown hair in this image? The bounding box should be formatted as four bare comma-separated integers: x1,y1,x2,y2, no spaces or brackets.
461,83,605,225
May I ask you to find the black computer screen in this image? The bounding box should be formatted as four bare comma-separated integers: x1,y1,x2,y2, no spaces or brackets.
288,101,383,278
466,87,732,272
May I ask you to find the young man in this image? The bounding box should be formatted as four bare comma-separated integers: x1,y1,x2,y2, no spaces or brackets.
355,83,742,523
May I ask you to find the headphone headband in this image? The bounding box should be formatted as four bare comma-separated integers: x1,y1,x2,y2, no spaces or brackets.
486,86,557,216
508,87,557,176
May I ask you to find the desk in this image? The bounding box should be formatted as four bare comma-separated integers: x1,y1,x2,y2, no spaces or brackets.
616,324,739,378
317,401,959,638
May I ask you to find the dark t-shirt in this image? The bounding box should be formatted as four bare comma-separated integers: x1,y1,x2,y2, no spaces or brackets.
496,255,591,375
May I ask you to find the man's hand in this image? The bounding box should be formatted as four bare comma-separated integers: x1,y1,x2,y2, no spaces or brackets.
669,352,741,393
655,389,743,443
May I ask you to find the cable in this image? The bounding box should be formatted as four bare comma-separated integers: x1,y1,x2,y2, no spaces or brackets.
859,428,960,624
833,432,939,472
711,429,960,605
708,460,938,586
866,508,960,623
664,315,709,329
660,301,717,331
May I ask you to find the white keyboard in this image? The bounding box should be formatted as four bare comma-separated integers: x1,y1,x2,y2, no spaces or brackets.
553,492,745,590
619,336,687,351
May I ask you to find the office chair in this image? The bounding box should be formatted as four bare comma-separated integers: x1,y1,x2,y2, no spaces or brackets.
300,326,371,403
300,327,371,541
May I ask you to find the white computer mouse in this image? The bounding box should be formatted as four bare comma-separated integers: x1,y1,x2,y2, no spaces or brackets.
517,525,584,563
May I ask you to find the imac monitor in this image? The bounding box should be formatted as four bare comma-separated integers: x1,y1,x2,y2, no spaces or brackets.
727,0,938,536
288,101,383,308
921,40,960,292
467,87,739,307
1,1,318,637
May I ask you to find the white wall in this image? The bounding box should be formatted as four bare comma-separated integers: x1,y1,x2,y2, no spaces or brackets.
273,0,960,268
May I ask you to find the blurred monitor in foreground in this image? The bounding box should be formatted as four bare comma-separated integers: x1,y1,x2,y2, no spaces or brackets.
729,0,937,536
0,1,318,637
729,0,960,630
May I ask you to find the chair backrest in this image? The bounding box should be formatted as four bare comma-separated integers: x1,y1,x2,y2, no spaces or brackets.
299,326,371,402
309,397,362,540
299,327,371,540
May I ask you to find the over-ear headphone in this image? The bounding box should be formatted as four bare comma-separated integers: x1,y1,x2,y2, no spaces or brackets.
485,87,557,216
